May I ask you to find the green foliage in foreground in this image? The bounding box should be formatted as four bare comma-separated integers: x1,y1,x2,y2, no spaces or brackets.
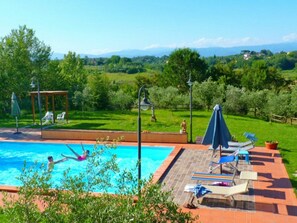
0,140,198,222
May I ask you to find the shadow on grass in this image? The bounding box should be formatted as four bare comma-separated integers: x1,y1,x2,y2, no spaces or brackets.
71,116,125,121
65,123,106,129
282,158,290,164
279,147,291,152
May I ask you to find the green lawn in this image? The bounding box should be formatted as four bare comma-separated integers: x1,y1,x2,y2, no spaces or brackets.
1,109,297,194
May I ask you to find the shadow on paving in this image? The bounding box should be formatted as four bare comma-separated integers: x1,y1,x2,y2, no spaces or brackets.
199,197,255,211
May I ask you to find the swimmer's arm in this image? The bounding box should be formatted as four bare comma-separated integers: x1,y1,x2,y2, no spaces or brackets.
81,142,85,152
66,144,73,150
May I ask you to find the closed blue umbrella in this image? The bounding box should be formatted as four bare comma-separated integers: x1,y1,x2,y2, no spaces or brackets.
11,92,21,134
202,104,231,172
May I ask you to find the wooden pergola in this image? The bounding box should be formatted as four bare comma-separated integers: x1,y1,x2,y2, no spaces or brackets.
30,91,69,124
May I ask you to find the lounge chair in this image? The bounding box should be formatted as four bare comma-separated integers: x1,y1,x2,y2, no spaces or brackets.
223,132,258,152
191,171,236,185
209,150,239,173
222,143,254,152
243,132,258,142
228,140,253,147
57,112,66,122
184,181,249,207
41,111,53,125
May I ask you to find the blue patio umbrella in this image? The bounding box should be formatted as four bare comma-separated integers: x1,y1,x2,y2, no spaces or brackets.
202,104,231,171
11,92,21,134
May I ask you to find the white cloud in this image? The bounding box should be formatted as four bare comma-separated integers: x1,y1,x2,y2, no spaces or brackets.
190,37,261,48
282,33,297,42
142,37,268,50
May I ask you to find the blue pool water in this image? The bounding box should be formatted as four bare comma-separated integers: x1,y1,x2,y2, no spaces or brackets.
0,141,173,191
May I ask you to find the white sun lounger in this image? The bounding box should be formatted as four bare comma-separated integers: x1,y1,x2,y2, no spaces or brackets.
228,140,254,147
184,181,249,207
191,171,236,185
221,143,255,152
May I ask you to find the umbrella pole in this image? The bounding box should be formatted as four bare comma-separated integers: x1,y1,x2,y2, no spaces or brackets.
16,116,18,133
220,145,222,174
14,116,21,134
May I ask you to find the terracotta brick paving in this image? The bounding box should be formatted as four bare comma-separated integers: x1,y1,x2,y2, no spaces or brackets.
162,145,297,223
160,146,255,210
1,128,297,222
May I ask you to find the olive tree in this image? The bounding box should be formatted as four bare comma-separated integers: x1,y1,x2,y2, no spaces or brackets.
289,85,297,117
242,90,269,117
148,86,187,109
223,85,249,115
266,90,291,117
193,78,225,110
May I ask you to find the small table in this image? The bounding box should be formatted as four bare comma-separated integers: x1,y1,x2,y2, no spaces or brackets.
240,171,258,181
235,150,250,164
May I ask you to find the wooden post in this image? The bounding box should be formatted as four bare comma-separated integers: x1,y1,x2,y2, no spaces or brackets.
65,93,69,123
52,94,55,123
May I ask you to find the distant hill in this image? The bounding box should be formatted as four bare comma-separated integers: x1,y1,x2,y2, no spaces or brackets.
52,42,297,59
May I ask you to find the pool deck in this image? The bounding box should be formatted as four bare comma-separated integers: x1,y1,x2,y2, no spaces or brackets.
0,128,297,222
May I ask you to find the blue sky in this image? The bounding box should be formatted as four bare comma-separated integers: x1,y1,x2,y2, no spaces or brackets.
1,0,297,54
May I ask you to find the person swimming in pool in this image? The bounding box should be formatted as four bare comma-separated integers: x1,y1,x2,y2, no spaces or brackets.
61,143,90,161
47,156,68,172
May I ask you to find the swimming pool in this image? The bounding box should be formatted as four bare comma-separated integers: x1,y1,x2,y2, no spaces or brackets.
0,141,173,192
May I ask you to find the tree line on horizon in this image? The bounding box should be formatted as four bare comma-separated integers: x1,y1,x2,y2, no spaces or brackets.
1,25,297,120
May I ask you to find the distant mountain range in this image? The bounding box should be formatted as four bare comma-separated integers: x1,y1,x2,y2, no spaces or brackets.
52,42,297,59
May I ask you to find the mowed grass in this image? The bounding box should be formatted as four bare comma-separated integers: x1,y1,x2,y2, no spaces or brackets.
1,109,297,193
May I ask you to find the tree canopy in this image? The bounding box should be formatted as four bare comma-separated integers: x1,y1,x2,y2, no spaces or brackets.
159,48,208,93
0,25,51,114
